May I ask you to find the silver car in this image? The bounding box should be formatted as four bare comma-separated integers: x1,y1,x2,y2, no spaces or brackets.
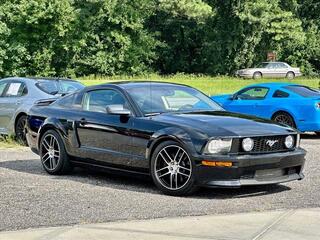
0,77,84,144
236,62,302,79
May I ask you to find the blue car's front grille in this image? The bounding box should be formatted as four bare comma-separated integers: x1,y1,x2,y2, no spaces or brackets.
238,135,295,154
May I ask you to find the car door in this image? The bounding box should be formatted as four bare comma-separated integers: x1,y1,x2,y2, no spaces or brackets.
261,63,276,77
222,87,270,117
0,80,28,134
75,88,135,167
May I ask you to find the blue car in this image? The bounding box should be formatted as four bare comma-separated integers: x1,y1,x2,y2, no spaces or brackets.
212,83,320,135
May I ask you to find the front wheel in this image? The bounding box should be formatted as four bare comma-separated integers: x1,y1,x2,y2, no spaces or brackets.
40,130,73,175
150,141,198,196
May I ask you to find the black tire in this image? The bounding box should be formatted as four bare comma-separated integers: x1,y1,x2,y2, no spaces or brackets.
315,132,320,137
272,112,296,128
39,129,73,175
286,71,295,80
15,115,28,146
150,140,198,196
253,72,262,80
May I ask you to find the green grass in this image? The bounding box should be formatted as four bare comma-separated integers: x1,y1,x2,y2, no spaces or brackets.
0,135,24,149
79,74,320,95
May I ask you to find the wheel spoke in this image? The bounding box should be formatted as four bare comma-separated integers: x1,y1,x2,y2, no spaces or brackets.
156,166,169,173
159,152,170,165
42,153,50,162
170,174,173,188
173,148,180,162
43,139,50,150
163,149,174,162
177,171,189,177
177,152,185,165
175,173,178,189
158,171,170,178
178,166,190,172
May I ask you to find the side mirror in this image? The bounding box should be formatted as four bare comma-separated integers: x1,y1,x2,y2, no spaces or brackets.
229,94,237,100
106,104,131,116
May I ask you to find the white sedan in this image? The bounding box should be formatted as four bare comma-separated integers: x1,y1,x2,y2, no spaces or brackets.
236,62,302,80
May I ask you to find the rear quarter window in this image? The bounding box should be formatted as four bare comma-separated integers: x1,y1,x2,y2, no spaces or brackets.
273,90,289,98
284,86,320,98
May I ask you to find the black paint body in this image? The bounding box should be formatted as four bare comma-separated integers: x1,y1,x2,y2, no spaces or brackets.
26,82,306,187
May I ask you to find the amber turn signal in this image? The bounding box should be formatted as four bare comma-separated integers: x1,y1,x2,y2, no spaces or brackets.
201,160,232,167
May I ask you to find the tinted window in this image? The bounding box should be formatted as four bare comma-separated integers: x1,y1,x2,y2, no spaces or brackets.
56,93,76,107
273,90,289,98
126,85,223,115
83,89,127,113
236,87,269,100
36,80,83,95
3,82,27,97
284,85,320,98
0,82,7,96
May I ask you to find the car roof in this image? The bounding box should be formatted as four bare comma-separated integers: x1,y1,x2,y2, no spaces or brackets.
0,77,78,82
244,82,298,89
261,62,287,64
85,81,191,90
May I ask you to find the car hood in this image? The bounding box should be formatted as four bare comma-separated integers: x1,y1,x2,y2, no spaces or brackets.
151,111,295,138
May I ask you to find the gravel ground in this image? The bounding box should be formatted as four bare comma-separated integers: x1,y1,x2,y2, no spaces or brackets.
0,135,319,231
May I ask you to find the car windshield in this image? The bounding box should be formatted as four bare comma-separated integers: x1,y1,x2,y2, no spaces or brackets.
284,85,320,98
126,84,224,115
36,80,84,95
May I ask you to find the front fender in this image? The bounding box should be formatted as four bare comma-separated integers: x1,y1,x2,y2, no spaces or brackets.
146,127,203,160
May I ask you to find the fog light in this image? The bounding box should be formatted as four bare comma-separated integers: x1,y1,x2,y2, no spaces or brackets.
242,138,254,152
285,135,294,148
201,161,232,167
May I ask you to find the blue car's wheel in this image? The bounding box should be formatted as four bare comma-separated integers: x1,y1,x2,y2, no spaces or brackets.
272,112,296,128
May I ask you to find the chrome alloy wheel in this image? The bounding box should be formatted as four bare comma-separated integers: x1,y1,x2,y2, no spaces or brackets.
41,134,61,171
154,145,192,190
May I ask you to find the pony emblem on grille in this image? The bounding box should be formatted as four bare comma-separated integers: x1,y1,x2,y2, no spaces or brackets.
266,140,279,147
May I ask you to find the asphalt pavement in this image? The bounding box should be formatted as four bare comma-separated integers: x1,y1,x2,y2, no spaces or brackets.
0,135,319,231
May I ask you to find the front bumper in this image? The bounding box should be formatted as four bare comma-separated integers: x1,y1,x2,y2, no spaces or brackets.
194,148,306,188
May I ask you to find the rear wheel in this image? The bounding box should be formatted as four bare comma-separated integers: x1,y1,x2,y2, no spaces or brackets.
150,141,198,196
286,72,295,80
40,130,73,175
15,115,28,146
253,72,262,80
272,112,296,128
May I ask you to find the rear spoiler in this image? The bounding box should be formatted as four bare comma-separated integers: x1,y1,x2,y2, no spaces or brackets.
34,98,58,106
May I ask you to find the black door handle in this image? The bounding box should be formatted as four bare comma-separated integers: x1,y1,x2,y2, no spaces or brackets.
80,118,87,125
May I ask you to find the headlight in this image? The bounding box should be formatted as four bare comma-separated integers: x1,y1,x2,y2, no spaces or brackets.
242,138,254,152
206,139,232,154
285,135,294,148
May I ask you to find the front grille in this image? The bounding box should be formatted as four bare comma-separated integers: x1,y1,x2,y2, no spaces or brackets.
238,135,295,154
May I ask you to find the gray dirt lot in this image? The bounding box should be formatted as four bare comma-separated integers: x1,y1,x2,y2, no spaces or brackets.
0,135,319,231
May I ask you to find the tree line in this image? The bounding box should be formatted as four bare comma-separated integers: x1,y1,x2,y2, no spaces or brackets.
0,0,319,77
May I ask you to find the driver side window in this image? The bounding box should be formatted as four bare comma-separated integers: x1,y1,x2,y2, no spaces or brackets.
236,87,269,100
82,89,128,113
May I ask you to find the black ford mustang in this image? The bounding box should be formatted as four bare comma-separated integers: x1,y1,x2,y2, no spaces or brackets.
26,82,306,196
